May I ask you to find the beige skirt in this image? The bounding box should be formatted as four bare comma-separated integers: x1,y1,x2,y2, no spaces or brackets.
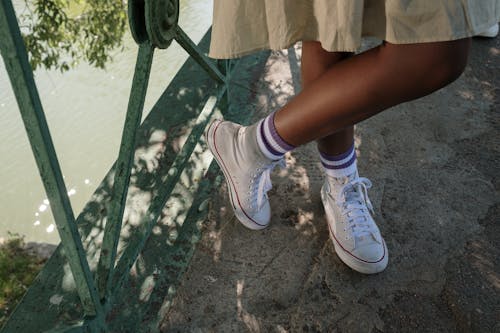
209,0,500,59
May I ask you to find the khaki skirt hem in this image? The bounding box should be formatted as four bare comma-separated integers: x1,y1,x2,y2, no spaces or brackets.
209,0,500,59
209,19,499,59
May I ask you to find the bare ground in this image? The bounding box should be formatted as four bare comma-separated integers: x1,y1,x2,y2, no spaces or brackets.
161,36,500,333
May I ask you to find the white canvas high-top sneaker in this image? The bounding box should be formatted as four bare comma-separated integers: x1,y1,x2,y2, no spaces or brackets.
206,120,284,230
321,172,388,274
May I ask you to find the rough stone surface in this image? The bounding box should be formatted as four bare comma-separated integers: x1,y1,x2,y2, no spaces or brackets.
24,242,57,260
161,36,499,333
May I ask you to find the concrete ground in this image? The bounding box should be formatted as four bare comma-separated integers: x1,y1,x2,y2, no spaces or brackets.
161,36,499,332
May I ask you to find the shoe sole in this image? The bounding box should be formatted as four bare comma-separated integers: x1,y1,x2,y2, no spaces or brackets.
321,186,388,274
206,120,269,230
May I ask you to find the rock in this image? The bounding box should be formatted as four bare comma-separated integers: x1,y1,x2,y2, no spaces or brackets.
24,242,57,260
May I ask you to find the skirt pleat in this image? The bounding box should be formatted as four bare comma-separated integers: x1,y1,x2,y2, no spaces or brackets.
209,0,500,58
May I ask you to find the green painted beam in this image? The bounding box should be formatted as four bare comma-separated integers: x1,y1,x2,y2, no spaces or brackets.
175,26,225,84
0,0,102,317
106,53,271,332
108,161,224,332
110,89,226,295
96,42,155,300
1,26,270,331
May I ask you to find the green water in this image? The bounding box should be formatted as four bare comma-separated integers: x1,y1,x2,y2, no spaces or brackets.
0,0,213,244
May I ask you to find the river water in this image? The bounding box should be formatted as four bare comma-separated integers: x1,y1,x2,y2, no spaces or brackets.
0,0,213,244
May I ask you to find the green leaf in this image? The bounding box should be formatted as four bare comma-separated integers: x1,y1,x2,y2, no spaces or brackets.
20,0,127,72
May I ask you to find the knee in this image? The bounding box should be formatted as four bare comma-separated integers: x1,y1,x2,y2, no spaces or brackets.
423,38,471,89
381,38,471,92
435,44,469,86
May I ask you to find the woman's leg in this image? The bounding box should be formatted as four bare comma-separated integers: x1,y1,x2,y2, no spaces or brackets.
301,41,354,156
206,38,471,269
275,39,471,145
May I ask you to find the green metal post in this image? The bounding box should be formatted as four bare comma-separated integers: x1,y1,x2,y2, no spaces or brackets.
0,0,102,317
96,42,155,300
174,26,226,84
110,90,226,294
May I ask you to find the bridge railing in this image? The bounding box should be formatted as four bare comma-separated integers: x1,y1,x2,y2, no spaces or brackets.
0,0,240,331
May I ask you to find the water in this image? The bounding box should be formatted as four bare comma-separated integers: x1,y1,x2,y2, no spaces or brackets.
0,0,213,244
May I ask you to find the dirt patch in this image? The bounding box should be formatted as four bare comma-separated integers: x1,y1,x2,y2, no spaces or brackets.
161,36,499,333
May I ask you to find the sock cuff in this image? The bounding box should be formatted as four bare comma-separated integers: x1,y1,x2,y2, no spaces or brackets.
268,112,295,151
321,150,356,170
324,160,358,178
256,113,295,160
319,143,358,178
319,143,355,162
258,119,284,159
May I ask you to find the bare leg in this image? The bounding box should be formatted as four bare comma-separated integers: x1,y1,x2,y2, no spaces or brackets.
205,38,470,273
276,39,471,146
301,41,354,155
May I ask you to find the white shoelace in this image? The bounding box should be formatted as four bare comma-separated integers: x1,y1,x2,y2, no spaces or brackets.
335,177,377,239
249,159,286,210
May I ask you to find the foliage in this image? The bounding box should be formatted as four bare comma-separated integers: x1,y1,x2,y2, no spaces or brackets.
20,0,127,72
0,233,46,328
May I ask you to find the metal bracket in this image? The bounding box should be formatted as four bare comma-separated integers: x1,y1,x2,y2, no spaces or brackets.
129,0,179,49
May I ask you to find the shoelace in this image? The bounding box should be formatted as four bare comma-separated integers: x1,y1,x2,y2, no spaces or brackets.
335,177,377,239
249,159,286,210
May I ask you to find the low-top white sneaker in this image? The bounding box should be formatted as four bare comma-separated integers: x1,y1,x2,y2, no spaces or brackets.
321,173,388,274
206,120,284,230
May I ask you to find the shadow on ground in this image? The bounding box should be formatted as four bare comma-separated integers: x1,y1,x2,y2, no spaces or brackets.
3,30,268,332
161,36,500,333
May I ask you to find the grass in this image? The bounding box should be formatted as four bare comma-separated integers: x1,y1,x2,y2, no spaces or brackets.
0,233,46,328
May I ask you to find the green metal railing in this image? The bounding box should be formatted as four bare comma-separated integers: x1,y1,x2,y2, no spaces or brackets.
0,0,235,330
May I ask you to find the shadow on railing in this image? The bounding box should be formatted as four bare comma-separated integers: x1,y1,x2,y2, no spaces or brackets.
0,0,269,331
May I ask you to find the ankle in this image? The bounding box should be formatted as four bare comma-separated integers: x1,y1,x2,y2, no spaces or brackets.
256,113,295,161
319,143,358,178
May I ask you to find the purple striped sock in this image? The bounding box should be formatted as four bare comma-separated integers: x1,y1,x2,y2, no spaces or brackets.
256,112,295,160
319,143,358,177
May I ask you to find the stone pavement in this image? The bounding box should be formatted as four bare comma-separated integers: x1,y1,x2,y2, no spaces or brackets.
161,36,499,332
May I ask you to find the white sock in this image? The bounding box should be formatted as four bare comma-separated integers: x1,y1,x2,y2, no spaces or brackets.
319,143,358,178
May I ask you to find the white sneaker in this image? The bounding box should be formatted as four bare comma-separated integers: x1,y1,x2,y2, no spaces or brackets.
206,120,284,230
321,173,388,274
477,23,499,38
